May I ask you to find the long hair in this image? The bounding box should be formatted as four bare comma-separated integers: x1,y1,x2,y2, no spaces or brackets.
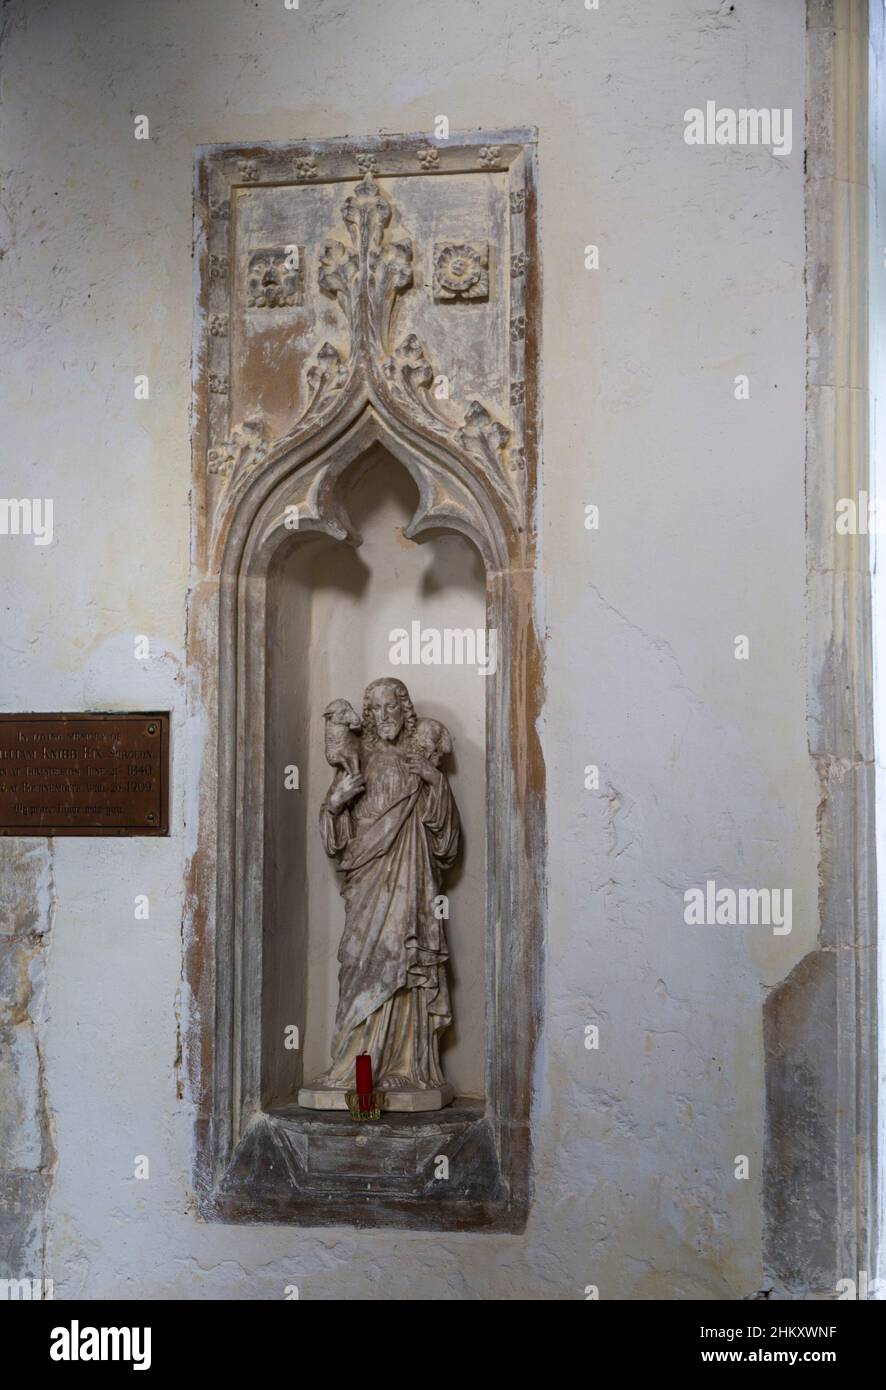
361,677,418,750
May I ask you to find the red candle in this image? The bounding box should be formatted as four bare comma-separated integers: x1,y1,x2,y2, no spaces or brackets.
356,1053,373,1113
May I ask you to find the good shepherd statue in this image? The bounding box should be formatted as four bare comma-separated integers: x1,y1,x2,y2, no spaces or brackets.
297,677,460,1112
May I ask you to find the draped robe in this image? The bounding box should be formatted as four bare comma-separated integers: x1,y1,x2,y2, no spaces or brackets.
317,741,460,1090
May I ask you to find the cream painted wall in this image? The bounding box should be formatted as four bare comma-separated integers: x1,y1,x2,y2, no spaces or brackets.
870,0,886,1276
0,0,815,1297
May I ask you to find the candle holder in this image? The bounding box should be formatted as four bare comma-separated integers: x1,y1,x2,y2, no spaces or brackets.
345,1090,386,1121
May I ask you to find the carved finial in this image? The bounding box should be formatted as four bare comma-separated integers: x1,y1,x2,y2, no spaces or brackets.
341,174,392,250
317,175,413,363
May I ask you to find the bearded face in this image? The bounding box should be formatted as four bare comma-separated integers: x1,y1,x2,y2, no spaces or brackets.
369,685,405,743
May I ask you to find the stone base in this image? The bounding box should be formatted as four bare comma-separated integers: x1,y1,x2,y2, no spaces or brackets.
297,1082,454,1113
211,1101,512,1228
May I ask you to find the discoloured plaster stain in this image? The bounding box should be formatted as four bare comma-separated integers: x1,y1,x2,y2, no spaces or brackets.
0,840,58,1286
763,949,837,1292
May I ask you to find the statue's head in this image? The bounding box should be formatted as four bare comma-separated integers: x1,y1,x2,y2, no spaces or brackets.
362,677,416,746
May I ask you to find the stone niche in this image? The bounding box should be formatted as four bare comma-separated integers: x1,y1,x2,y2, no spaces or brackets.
186,132,544,1232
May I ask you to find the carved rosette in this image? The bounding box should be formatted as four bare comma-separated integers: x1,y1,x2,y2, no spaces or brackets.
433,242,489,301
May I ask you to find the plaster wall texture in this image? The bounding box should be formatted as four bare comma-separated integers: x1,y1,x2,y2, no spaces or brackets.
0,0,815,1297
870,0,886,1279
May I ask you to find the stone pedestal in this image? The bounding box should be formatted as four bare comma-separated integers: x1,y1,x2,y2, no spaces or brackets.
297,1083,454,1113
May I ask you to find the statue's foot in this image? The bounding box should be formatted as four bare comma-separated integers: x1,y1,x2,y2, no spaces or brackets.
377,1073,417,1091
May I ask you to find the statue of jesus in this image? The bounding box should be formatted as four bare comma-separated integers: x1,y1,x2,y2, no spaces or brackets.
298,676,460,1111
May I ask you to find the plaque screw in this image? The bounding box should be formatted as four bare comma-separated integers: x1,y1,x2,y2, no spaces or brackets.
147,723,158,735
147,812,157,823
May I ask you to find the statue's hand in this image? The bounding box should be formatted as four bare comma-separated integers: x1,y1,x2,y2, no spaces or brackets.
327,771,365,813
404,754,442,787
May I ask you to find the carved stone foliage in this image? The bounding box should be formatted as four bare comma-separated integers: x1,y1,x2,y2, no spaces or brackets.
433,242,489,301
206,172,526,541
207,414,272,483
317,174,413,366
246,247,302,307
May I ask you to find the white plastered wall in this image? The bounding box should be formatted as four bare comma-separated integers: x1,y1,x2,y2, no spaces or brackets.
0,0,815,1298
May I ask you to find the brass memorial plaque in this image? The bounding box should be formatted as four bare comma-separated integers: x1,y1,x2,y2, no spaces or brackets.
0,713,169,836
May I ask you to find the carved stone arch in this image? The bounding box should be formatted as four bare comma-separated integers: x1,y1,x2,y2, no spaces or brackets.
222,401,511,582
187,132,543,1231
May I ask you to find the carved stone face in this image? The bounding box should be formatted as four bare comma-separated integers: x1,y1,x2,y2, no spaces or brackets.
245,248,301,308
368,683,405,743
